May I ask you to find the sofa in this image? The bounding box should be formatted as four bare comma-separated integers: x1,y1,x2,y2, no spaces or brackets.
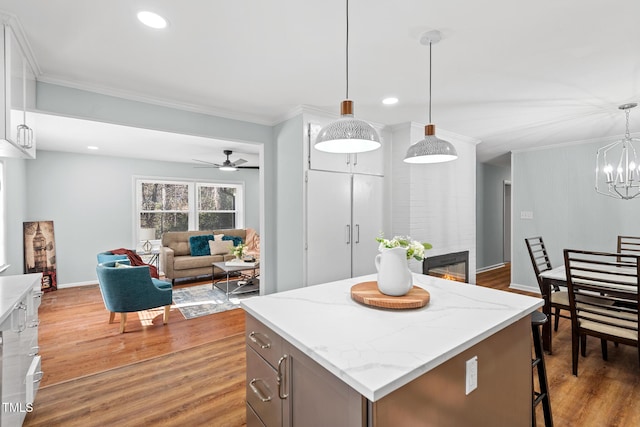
160,229,256,284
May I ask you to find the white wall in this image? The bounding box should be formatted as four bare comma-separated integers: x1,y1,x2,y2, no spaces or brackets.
512,138,640,291
23,150,259,285
390,123,479,283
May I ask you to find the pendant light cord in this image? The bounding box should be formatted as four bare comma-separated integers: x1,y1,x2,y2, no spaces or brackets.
345,0,349,100
428,40,432,124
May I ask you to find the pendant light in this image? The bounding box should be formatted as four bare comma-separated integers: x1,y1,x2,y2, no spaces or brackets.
404,30,457,164
314,0,381,154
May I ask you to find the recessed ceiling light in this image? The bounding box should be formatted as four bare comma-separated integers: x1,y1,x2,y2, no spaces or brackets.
87,146,99,150
137,11,168,29
382,97,398,105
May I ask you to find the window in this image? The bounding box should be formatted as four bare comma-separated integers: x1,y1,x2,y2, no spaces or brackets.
136,178,244,240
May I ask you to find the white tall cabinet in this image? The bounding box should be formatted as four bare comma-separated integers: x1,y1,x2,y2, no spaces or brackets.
305,121,385,286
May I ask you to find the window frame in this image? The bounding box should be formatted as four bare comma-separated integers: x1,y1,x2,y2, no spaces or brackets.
134,177,245,245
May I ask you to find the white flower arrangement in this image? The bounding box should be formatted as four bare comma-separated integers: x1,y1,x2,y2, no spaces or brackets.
375,235,433,262
232,243,246,258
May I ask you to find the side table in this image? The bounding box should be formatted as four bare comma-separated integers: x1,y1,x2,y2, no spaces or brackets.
212,261,260,298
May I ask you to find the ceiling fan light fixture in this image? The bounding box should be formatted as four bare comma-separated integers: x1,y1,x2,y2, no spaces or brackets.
404,30,458,164
219,165,238,172
314,0,381,154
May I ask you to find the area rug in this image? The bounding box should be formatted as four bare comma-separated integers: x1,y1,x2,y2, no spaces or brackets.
172,282,257,319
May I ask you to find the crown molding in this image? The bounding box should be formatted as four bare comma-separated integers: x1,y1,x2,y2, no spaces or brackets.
37,75,277,126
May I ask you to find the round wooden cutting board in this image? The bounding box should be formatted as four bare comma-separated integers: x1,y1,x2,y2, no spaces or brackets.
350,281,430,310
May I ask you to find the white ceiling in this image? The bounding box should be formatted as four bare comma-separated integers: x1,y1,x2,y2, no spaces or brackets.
1,0,639,166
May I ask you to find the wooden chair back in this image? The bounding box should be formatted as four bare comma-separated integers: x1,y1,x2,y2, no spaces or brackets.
617,235,640,263
525,237,552,290
563,249,639,350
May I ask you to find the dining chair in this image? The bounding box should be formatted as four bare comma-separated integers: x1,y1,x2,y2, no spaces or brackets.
563,249,640,376
617,235,640,263
525,237,570,331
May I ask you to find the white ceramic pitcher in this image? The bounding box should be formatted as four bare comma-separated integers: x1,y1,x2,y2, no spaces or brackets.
374,246,413,296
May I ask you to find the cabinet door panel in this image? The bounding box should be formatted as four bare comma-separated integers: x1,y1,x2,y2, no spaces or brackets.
351,145,384,176
352,175,384,277
307,123,351,173
306,170,352,285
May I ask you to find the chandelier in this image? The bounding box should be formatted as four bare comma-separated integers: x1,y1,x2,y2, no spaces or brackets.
595,103,640,200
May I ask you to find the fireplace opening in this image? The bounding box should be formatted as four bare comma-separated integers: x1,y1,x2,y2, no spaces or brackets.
423,251,469,283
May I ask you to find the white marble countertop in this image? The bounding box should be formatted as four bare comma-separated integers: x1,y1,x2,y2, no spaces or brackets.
241,273,543,402
0,274,41,327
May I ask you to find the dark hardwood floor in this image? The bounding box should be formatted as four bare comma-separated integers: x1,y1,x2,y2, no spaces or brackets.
23,266,640,426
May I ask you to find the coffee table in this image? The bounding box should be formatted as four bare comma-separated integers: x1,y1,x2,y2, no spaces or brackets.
212,261,260,298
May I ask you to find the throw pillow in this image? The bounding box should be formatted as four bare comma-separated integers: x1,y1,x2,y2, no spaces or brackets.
214,234,224,241
222,235,243,247
189,234,215,256
209,240,233,256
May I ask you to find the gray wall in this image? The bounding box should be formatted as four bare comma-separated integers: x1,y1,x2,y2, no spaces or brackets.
2,157,28,275
476,162,511,269
23,150,259,285
1,82,285,293
512,141,640,291
273,114,305,292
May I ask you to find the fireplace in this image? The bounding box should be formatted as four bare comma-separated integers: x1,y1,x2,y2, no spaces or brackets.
423,251,469,283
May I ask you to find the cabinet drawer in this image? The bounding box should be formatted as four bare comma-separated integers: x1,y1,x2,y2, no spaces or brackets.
246,314,283,368
26,355,42,404
246,347,282,427
246,402,266,427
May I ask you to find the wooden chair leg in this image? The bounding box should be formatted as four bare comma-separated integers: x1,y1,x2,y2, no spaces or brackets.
572,329,579,376
109,312,115,324
554,307,560,331
163,305,170,324
119,313,127,333
580,334,587,357
601,339,608,361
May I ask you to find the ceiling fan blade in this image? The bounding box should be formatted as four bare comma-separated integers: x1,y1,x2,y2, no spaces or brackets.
233,158,248,166
193,165,221,168
192,159,220,166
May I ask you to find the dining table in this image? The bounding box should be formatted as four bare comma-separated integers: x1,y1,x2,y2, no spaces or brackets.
538,259,638,354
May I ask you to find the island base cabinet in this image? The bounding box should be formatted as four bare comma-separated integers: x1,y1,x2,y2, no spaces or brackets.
371,316,531,427
284,343,365,427
246,314,531,427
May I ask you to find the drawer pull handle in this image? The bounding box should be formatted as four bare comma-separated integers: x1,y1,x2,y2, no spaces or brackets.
277,354,289,399
249,331,271,349
33,371,44,384
249,378,272,402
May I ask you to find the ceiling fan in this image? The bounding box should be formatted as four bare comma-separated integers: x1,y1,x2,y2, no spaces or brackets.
193,150,257,171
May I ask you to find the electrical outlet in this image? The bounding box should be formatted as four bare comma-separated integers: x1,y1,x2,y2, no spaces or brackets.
520,211,534,220
466,356,478,395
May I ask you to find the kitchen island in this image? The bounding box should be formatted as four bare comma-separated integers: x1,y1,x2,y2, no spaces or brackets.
242,273,543,427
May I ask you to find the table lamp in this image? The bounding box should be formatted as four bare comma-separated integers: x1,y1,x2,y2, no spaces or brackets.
140,228,156,252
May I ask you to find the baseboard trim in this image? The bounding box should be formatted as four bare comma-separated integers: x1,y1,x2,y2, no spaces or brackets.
57,281,97,289
476,263,506,273
509,282,540,294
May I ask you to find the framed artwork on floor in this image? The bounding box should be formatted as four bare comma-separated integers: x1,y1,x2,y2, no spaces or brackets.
23,220,57,292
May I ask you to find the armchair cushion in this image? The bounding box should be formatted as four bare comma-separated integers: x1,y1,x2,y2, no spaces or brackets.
96,262,172,313
189,234,215,256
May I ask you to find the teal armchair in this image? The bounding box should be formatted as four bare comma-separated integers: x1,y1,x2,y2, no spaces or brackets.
96,261,173,333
